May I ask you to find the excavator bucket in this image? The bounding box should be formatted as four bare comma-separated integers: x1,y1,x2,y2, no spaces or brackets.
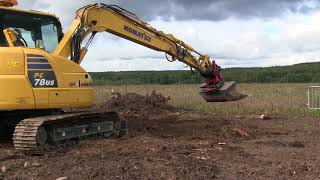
199,81,247,102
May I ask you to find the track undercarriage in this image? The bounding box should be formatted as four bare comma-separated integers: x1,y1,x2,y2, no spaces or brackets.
1,110,127,155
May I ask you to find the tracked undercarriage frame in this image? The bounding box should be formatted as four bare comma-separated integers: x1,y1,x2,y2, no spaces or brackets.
10,111,127,155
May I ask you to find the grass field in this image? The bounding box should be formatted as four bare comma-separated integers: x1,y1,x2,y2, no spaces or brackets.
95,83,320,117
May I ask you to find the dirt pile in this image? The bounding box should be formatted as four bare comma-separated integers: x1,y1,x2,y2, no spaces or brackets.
99,91,231,138
102,90,173,114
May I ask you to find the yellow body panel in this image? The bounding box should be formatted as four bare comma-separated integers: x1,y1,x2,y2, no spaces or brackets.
0,47,94,110
0,48,24,75
0,75,35,109
0,47,34,109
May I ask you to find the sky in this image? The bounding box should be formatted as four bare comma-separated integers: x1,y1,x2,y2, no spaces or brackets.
17,0,320,72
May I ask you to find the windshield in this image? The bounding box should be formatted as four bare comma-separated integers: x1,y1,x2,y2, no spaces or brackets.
0,9,62,52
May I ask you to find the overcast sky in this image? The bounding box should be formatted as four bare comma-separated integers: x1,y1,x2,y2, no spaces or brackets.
17,0,320,71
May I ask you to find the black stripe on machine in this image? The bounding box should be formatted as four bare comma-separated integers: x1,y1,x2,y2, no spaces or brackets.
27,64,52,70
26,54,45,58
27,58,49,63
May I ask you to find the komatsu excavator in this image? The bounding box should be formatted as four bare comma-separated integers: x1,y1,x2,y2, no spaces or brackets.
0,1,245,154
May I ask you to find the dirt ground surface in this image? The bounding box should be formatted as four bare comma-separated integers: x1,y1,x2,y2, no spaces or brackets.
0,91,320,179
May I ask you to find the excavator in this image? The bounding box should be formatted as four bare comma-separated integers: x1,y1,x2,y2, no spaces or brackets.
0,0,245,154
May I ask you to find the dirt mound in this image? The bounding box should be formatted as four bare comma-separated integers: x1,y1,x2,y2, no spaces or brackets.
102,90,173,113
97,91,232,139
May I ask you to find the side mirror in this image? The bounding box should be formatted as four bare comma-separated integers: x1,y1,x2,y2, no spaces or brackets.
3,28,18,47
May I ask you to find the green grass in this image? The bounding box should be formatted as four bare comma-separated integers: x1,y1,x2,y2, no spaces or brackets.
94,83,320,118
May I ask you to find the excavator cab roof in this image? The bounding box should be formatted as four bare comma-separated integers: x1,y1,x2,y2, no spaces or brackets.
0,2,60,20
0,6,63,51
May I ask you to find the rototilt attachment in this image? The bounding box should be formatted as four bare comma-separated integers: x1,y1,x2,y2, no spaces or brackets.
199,81,247,102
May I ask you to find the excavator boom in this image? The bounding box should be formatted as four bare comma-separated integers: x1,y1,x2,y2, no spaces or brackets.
54,4,245,102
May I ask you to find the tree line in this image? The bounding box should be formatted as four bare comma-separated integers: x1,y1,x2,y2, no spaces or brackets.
90,62,320,85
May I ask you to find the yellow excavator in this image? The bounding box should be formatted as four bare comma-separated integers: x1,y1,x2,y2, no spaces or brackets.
0,1,245,154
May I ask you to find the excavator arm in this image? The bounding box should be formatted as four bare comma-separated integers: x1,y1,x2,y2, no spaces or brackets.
54,4,245,102
54,4,212,73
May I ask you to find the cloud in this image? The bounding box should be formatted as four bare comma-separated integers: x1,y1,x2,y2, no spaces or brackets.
118,0,320,21
18,0,320,22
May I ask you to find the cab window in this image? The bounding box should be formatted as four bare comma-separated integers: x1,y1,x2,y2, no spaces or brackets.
0,9,62,52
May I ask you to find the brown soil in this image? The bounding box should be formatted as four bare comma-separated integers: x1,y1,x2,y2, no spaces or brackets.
0,91,320,179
